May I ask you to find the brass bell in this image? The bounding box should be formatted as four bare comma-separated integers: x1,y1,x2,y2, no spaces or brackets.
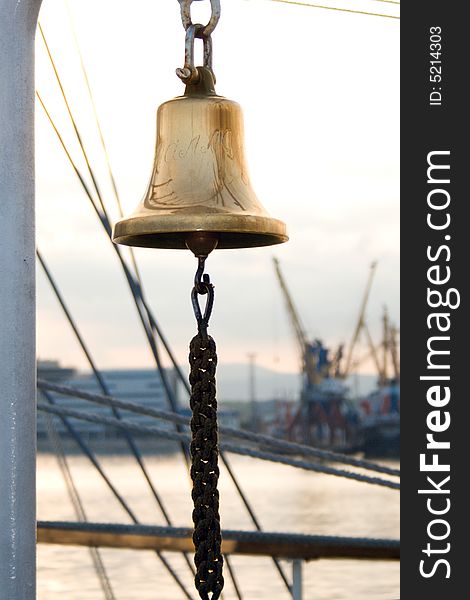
112,67,288,256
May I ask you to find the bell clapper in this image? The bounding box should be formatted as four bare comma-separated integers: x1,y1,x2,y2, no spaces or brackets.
185,231,218,258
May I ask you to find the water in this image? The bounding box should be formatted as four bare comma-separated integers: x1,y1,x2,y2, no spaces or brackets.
37,452,399,599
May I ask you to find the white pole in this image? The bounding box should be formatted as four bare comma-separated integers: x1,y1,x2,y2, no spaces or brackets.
292,559,303,600
0,1,42,597
247,352,258,430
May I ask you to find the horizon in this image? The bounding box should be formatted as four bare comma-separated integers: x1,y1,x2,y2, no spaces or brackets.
38,358,382,401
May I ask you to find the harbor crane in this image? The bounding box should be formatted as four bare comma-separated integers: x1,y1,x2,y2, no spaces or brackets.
343,261,378,377
343,263,400,384
272,257,321,386
272,258,353,448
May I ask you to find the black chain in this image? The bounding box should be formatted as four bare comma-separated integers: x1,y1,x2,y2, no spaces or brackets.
189,258,224,600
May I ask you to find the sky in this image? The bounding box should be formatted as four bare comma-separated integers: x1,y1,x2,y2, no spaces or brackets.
35,0,400,376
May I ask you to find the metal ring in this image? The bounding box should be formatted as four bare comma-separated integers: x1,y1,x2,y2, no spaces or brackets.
196,26,213,72
178,0,221,38
202,0,221,37
179,0,193,30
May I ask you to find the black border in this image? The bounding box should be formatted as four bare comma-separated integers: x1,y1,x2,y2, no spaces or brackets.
401,2,467,597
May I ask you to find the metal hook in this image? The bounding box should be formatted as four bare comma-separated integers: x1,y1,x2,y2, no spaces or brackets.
191,257,214,336
194,256,208,293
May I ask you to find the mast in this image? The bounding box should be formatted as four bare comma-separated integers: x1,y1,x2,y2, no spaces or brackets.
247,353,259,431
0,2,43,598
343,261,377,377
382,305,390,385
389,324,400,380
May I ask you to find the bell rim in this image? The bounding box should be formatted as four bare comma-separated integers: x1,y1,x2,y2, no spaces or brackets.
112,214,288,250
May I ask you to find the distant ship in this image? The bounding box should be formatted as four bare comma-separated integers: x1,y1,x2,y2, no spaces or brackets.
359,378,400,458
37,359,76,382
37,363,179,440
273,258,400,457
37,361,240,442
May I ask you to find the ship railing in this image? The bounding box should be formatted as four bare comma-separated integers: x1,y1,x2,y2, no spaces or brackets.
38,521,400,600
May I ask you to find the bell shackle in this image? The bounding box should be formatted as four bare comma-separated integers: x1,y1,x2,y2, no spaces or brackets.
176,24,214,84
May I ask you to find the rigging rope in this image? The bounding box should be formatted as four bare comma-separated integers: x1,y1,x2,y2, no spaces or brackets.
36,250,197,581
38,23,107,217
43,411,116,600
266,0,399,19
39,390,196,600
62,0,144,288
38,379,399,478
37,402,399,490
366,0,399,5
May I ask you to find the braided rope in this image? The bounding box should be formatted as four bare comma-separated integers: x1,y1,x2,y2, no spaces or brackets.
189,332,224,599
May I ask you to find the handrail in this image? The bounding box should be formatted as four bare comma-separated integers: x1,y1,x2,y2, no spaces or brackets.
38,521,400,561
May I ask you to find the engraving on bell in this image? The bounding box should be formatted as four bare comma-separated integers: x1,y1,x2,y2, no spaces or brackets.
112,67,288,251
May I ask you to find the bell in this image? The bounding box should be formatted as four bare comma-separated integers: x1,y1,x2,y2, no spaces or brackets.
112,67,288,256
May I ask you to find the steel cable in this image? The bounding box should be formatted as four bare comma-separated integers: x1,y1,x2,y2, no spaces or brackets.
37,250,197,581
38,379,399,477
43,413,116,600
39,390,196,599
37,402,400,490
266,0,399,19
